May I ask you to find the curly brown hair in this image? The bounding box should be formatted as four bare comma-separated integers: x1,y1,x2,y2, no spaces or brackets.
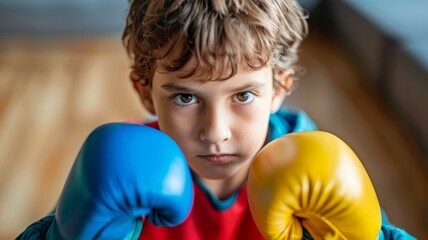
122,0,308,86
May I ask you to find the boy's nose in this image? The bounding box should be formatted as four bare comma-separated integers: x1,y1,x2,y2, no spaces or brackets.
199,107,231,145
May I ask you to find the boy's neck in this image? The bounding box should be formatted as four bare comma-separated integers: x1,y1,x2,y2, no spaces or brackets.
198,164,250,200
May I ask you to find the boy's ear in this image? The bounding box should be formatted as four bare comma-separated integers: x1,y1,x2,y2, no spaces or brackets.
131,72,156,115
271,72,294,113
133,82,156,115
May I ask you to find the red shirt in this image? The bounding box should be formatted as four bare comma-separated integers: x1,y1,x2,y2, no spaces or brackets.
139,181,264,240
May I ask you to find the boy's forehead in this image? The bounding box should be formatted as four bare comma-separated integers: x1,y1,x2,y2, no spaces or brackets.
155,62,273,88
156,55,272,82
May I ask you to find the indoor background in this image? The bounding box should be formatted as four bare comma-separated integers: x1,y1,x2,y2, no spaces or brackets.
0,0,427,239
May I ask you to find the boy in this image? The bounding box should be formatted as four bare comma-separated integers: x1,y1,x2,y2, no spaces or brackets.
19,0,415,239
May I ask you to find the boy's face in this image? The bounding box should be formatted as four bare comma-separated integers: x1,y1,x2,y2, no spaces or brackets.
136,63,286,182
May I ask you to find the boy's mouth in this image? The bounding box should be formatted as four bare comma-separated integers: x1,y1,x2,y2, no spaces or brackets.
197,154,236,163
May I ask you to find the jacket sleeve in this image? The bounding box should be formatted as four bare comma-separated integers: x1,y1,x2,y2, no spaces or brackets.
16,212,143,240
16,213,55,240
379,224,416,240
378,208,416,240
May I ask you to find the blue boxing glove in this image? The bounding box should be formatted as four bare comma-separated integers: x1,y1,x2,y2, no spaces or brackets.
44,123,193,239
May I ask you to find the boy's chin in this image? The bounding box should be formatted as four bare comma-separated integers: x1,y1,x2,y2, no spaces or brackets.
194,165,249,181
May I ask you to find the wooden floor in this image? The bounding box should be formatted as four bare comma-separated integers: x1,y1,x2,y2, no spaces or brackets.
0,32,427,239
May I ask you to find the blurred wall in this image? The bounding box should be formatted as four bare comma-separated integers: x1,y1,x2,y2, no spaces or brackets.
0,0,128,37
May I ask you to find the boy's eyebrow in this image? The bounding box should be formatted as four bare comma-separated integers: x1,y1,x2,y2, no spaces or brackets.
161,81,267,93
161,83,194,92
231,82,267,92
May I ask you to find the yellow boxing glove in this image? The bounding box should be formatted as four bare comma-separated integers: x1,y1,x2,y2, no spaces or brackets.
247,131,381,240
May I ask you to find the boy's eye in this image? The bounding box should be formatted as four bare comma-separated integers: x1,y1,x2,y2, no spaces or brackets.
233,92,255,104
173,93,198,105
